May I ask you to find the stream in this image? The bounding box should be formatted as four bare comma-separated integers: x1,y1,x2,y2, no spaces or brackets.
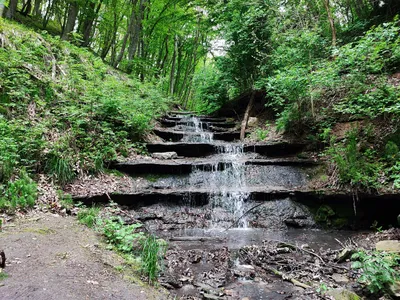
131,112,368,299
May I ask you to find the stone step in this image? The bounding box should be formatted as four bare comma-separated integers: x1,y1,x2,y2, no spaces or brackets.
165,116,228,123
113,158,319,175
169,111,194,115
73,188,310,206
73,190,400,227
160,119,236,129
153,129,241,142
146,142,307,157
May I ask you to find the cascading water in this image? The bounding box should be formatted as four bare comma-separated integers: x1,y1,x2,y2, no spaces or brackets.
209,144,249,228
182,116,213,143
182,116,249,228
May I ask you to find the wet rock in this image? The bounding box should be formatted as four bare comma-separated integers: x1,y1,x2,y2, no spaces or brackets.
284,218,308,228
232,264,255,278
376,240,400,253
332,273,350,284
250,199,315,229
326,288,360,300
152,151,178,159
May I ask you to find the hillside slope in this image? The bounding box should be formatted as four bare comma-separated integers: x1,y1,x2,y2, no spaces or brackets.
0,19,170,209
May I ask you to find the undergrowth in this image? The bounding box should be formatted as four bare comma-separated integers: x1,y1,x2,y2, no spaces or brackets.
0,18,171,201
0,169,37,211
78,210,166,284
351,250,400,295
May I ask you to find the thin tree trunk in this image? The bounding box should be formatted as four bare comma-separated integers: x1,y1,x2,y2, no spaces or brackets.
169,34,178,95
240,91,255,141
33,0,41,16
62,1,79,40
21,0,32,15
323,0,337,47
5,0,18,19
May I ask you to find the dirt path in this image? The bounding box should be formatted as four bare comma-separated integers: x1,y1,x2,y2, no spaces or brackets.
0,212,167,300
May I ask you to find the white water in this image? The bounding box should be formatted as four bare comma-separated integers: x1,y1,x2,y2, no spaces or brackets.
182,116,214,143
183,116,249,228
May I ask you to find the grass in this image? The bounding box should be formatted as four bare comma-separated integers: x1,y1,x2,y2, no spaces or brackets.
141,234,167,284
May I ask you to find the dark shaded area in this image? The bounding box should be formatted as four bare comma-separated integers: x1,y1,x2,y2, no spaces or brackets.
153,129,241,142
146,142,307,157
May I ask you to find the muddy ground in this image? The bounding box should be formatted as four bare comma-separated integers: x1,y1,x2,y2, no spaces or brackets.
0,212,167,300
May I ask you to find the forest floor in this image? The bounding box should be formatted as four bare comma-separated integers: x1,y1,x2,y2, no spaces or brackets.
0,212,167,300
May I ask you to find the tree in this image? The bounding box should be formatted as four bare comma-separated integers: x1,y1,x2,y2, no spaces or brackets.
5,0,18,19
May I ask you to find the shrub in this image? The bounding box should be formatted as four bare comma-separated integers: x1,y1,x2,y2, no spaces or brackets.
351,250,400,294
77,206,100,228
327,130,384,189
0,169,37,210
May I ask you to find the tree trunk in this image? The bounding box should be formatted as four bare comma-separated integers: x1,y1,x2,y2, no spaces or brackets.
5,0,18,19
169,35,178,95
240,91,255,141
21,0,32,15
33,0,41,16
81,0,102,47
62,1,79,40
323,0,337,47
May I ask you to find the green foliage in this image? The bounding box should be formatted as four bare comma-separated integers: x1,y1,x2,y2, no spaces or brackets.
98,217,166,283
255,122,270,141
77,206,100,228
141,235,167,283
101,217,144,253
189,63,229,114
327,130,384,189
0,19,170,187
351,250,400,294
0,169,37,211
57,191,74,209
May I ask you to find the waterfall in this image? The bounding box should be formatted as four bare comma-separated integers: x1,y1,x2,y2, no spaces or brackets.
182,116,213,143
183,116,249,228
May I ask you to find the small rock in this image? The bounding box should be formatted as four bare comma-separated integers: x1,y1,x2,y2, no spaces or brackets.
152,152,178,159
336,248,353,262
332,273,350,283
247,117,258,128
203,293,220,300
326,288,360,300
177,284,197,295
376,240,400,253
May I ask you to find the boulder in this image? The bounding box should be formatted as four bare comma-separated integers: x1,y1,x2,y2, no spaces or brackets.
247,117,258,128
375,240,400,253
152,151,178,159
326,288,360,300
